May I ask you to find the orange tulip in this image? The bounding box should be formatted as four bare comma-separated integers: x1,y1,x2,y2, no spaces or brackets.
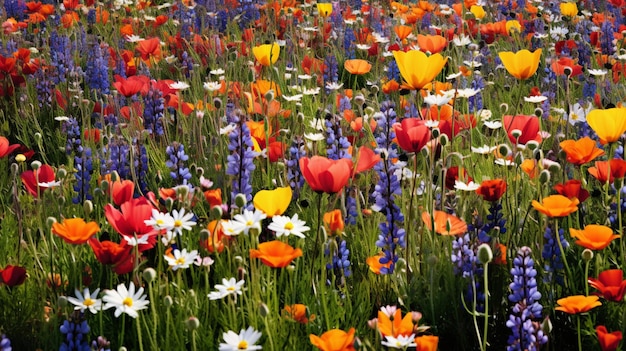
283,304,314,324
560,137,605,165
52,218,100,245
377,309,414,337
421,210,467,236
417,34,447,54
343,59,372,75
392,50,447,90
250,241,303,268
570,225,620,250
531,195,578,217
310,328,356,351
586,108,626,144
555,295,601,314
498,49,542,80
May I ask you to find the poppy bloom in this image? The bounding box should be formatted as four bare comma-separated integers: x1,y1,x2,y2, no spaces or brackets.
596,326,622,351
201,220,229,253
531,195,579,217
343,59,372,75
136,37,162,64
250,241,302,268
553,180,589,203
555,295,601,314
586,108,626,144
283,304,314,324
316,3,333,17
421,210,467,236
52,218,100,245
299,156,353,194
112,75,150,97
0,136,19,157
104,196,158,244
377,309,414,337
570,225,620,250
354,146,381,175
393,118,431,153
476,179,507,201
560,2,578,17
588,159,626,184
503,115,541,145
88,238,134,275
323,209,344,234
252,43,280,67
366,253,393,274
589,270,626,302
0,265,27,287
392,50,447,90
109,179,134,206
310,328,356,351
394,25,413,40
551,56,583,77
203,189,223,208
560,137,605,165
253,187,292,217
416,34,447,54
498,49,542,80
21,164,56,197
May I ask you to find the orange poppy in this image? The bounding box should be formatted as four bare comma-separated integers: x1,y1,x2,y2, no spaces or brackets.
283,304,314,324
201,220,229,253
553,180,589,203
394,25,413,40
588,269,626,302
520,159,538,179
299,156,353,194
61,11,79,28
366,253,393,274
476,179,507,202
354,146,381,175
570,225,620,250
52,218,100,245
377,309,414,337
136,37,162,64
416,34,447,54
250,241,303,268
551,56,583,77
596,326,622,351
555,295,601,314
203,188,223,208
421,210,467,236
323,209,344,235
416,335,439,351
344,59,372,75
531,195,578,218
588,159,626,184
560,137,605,165
382,79,400,94
310,328,356,351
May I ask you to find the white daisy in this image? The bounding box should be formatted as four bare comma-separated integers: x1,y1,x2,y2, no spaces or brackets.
231,209,266,236
102,282,149,319
471,145,497,154
588,69,608,77
282,94,303,102
203,81,222,92
169,208,196,236
208,278,245,300
164,248,198,271
169,81,190,91
144,209,175,231
454,180,480,191
221,220,246,236
524,95,548,103
304,132,326,141
267,214,310,238
423,92,453,107
218,326,262,351
66,288,102,314
483,120,502,129
567,102,593,125
381,334,417,349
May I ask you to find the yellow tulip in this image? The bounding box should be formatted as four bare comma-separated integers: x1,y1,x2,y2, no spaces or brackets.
252,43,280,67
586,107,626,144
560,2,578,17
470,5,485,20
253,187,292,217
498,49,542,80
505,19,522,35
316,3,333,18
392,50,447,90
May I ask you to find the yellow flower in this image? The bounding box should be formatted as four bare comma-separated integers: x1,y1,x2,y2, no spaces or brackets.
253,187,292,217
498,49,542,80
560,2,578,17
252,43,280,67
392,50,447,90
586,107,626,144
505,19,522,35
470,5,485,20
316,3,333,18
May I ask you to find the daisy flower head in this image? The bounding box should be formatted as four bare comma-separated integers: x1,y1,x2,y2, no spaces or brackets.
231,209,267,236
144,209,175,231
381,334,417,349
208,277,245,300
169,208,196,236
102,282,149,318
66,288,102,314
164,248,199,271
221,219,246,236
218,326,262,351
267,214,310,238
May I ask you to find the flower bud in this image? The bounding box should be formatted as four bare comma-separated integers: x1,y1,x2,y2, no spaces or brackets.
477,243,493,264
538,170,551,184
46,217,57,227
31,160,41,170
163,295,173,308
534,108,543,118
199,229,210,242
213,97,222,110
510,129,522,140
185,317,200,331
83,200,93,216
582,249,594,262
10,163,18,175
234,193,247,208
57,295,68,308
258,303,270,317
15,154,26,163
143,268,157,283
439,133,449,146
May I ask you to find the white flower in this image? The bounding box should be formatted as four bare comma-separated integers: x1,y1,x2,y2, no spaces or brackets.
125,34,144,43
231,209,266,236
424,120,440,128
102,282,149,318
309,118,325,131
67,288,102,314
145,209,175,230
282,94,303,102
381,334,417,349
194,256,214,267
379,305,397,317
454,88,481,98
304,132,326,141
221,220,246,236
567,102,593,125
122,235,150,246
550,26,569,39
454,180,480,191
325,82,344,91
423,92,453,107
267,214,310,238
218,326,262,351
356,43,371,50
169,208,196,236
210,68,225,76
200,175,213,188
208,278,245,300
303,87,321,95
38,180,62,188
203,81,222,92
452,34,472,46
471,145,496,154
524,95,548,103
483,120,502,129
164,248,199,271
495,158,515,166
446,72,463,80
588,69,608,77
169,81,190,90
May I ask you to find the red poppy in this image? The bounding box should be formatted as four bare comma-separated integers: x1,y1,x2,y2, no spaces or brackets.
588,159,626,184
553,179,589,203
551,56,583,77
588,269,626,302
393,118,431,153
354,146,381,175
21,164,56,197
0,136,19,157
136,37,162,64
112,75,150,97
88,238,134,275
597,326,622,351
104,196,158,247
503,115,541,145
476,179,507,201
111,179,135,206
299,156,353,194
0,265,27,287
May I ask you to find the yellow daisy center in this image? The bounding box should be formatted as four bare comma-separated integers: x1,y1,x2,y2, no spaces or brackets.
83,298,94,307
284,222,294,230
156,219,164,225
237,341,248,349
123,297,133,307
174,219,183,227
227,286,236,291
246,220,253,226
176,257,186,265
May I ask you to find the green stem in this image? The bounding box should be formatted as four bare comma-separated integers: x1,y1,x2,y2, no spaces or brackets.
136,316,145,351
577,315,582,351
120,314,126,348
554,220,573,291
482,263,489,351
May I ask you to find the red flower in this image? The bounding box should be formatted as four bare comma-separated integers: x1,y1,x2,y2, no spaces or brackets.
393,118,431,153
112,75,150,97
588,269,626,302
0,265,27,286
554,179,589,203
299,156,353,194
354,146,381,175
588,159,626,184
21,164,56,197
0,136,19,157
476,179,507,201
597,326,622,351
111,179,135,206
503,115,541,145
88,238,134,275
104,197,158,248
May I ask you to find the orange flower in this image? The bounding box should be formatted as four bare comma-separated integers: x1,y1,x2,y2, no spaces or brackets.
588,159,626,184
394,25,413,40
354,146,381,175
344,59,371,75
52,218,100,245
323,209,344,234
476,179,507,201
377,309,414,337
421,210,467,236
201,220,229,253
0,136,19,157
417,34,447,54
570,225,620,250
555,295,601,314
203,188,223,208
366,253,393,274
310,328,356,351
553,180,589,203
61,11,79,28
136,37,162,64
596,325,622,351
588,269,626,302
560,137,605,165
498,49,542,80
531,195,578,217
283,304,314,324
393,118,431,153
586,108,626,144
299,156,353,194
415,335,439,351
250,241,303,268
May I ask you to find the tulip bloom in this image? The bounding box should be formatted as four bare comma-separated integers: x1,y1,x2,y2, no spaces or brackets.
253,187,292,217
555,295,601,314
588,159,626,184
476,179,507,201
392,50,447,90
586,108,626,144
310,328,356,351
416,34,447,54
0,265,27,287
531,195,579,217
421,211,467,236
560,137,605,165
252,43,280,67
553,180,589,203
52,218,100,245
503,115,541,145
21,164,56,198
596,326,622,351
570,225,620,250
498,49,542,80
250,241,302,268
393,118,431,153
588,270,626,302
343,59,371,75
299,156,353,194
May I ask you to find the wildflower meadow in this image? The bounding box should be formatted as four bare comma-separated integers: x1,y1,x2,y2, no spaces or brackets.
2,0,626,350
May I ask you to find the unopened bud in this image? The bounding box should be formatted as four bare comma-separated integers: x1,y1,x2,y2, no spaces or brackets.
258,303,270,317
31,160,41,170
164,295,173,308
539,170,551,184
185,317,200,331
534,108,543,118
47,217,57,227
143,268,157,283
439,133,449,146
15,154,26,163
234,193,247,208
510,129,522,140
83,200,93,216
582,249,594,262
211,206,223,219
477,243,493,264
57,295,68,308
